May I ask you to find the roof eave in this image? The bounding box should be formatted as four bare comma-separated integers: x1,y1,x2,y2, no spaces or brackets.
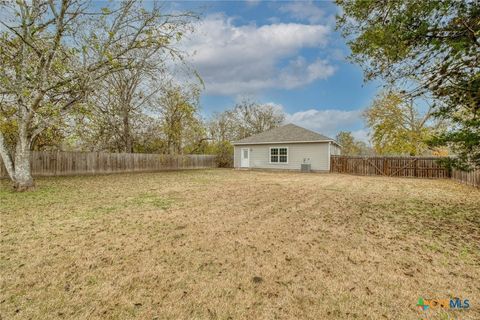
233,140,339,146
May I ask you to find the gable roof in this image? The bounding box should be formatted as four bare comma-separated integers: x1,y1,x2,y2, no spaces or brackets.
233,123,339,146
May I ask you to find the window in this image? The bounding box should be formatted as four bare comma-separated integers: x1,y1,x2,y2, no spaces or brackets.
270,147,288,163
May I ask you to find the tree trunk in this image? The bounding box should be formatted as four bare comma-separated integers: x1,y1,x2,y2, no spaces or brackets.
13,136,35,191
167,136,173,155
0,121,35,191
123,105,133,153
0,132,15,181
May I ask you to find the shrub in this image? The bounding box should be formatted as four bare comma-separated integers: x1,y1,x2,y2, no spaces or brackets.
214,141,233,168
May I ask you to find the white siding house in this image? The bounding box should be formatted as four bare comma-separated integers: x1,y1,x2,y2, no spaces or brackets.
233,124,341,172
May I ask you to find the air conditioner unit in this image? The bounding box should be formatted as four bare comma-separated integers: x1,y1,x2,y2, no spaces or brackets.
301,163,311,172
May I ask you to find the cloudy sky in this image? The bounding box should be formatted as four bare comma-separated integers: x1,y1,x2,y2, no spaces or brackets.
174,0,381,142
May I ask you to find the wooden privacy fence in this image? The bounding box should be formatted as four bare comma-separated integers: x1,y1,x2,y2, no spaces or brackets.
330,155,479,188
330,155,450,178
451,168,480,188
0,151,217,178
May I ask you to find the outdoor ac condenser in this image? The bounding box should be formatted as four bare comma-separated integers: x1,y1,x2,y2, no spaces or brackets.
301,164,311,172
301,158,311,173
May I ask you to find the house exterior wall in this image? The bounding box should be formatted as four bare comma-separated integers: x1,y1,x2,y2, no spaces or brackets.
234,142,332,171
331,144,341,156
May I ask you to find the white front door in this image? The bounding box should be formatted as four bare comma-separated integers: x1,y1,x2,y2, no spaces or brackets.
240,148,250,167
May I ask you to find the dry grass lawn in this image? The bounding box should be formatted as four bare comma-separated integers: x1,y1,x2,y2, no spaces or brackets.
1,169,479,319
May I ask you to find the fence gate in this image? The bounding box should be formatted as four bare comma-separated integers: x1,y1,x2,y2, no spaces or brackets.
330,156,450,179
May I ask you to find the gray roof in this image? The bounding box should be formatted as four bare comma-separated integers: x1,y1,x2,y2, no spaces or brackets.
233,123,338,145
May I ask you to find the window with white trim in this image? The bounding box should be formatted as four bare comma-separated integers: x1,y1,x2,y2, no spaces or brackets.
270,147,288,163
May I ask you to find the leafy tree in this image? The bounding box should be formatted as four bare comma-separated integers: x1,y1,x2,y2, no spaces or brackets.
429,101,479,170
132,116,166,153
0,0,196,190
335,131,372,156
363,91,435,156
31,126,66,151
212,141,234,168
157,84,203,155
336,0,479,167
336,131,359,155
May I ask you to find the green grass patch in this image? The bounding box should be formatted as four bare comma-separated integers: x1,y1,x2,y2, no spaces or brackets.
126,193,175,210
80,205,120,220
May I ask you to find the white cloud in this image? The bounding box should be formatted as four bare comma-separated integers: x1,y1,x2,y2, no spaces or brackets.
183,14,334,95
351,129,370,144
279,1,329,24
285,108,362,139
278,57,336,88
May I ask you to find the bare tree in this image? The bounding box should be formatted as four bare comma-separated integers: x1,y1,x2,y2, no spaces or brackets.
0,0,196,190
206,99,285,167
209,99,285,143
80,9,196,153
80,62,162,153
208,110,237,142
232,99,285,139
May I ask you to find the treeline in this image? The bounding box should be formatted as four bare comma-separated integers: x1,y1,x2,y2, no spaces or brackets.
0,1,283,190
58,97,284,167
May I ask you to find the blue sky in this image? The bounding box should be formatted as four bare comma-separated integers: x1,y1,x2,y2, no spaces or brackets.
173,0,382,141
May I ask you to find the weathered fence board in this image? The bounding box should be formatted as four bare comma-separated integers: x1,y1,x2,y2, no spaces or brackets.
451,168,479,188
330,155,450,178
0,151,216,178
330,155,479,188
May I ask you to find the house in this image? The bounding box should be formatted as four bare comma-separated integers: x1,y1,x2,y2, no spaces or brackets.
233,124,341,172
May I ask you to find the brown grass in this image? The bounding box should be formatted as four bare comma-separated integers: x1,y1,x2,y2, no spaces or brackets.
1,169,479,319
